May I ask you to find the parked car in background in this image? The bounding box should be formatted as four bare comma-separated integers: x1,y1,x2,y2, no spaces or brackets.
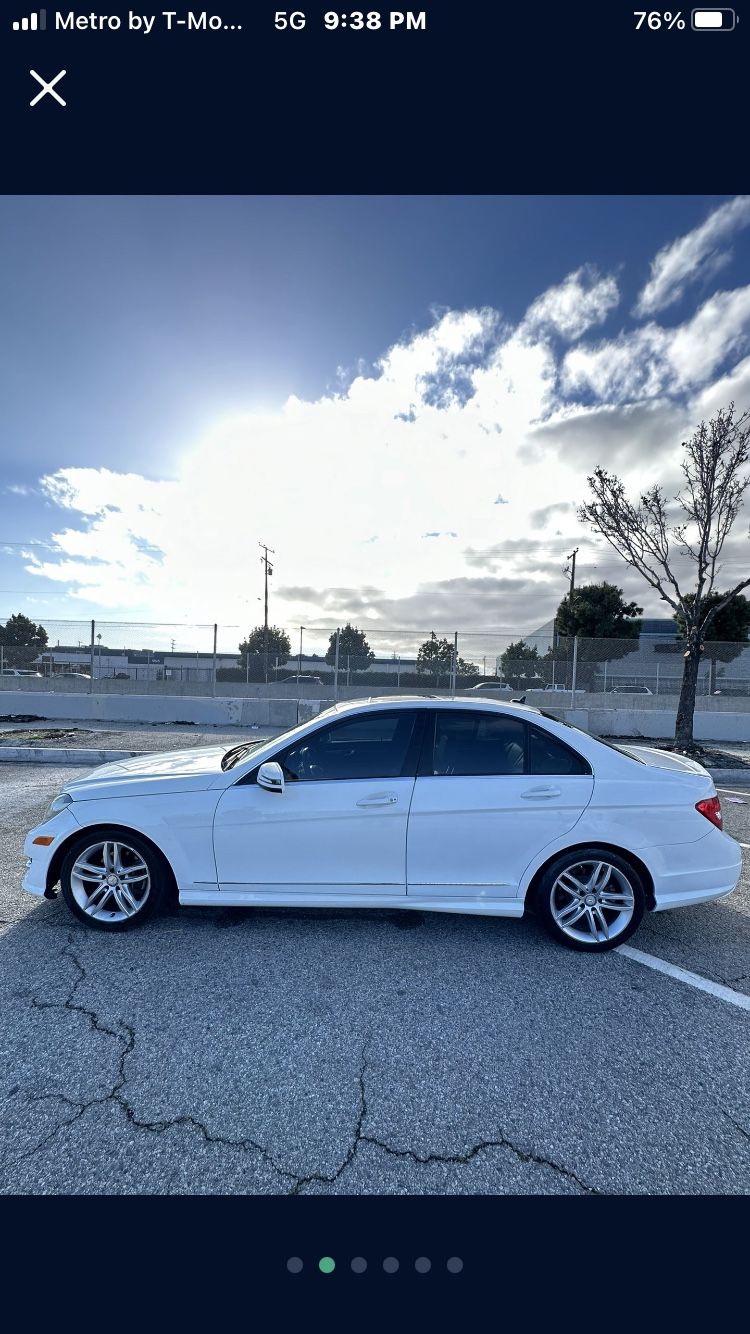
53,671,91,680
543,684,584,693
609,685,653,695
282,673,324,685
0,668,42,677
465,680,512,693
23,696,742,953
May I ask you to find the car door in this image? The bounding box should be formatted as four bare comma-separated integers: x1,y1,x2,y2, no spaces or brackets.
406,710,594,899
213,709,423,895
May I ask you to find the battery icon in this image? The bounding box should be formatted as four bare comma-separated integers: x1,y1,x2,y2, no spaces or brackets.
691,8,737,27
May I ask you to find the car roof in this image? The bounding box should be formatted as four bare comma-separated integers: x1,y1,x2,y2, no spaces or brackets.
329,695,542,717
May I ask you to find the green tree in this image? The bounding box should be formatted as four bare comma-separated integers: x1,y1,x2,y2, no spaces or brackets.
676,591,750,693
0,613,48,647
325,623,375,674
551,581,643,689
579,404,750,749
500,639,541,689
239,625,291,677
556,581,642,641
416,634,479,684
0,612,48,669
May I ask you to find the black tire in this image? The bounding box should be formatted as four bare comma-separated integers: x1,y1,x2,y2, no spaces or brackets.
534,847,646,953
60,827,167,932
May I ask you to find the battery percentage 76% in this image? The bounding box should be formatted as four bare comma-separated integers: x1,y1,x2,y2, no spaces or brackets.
633,10,686,27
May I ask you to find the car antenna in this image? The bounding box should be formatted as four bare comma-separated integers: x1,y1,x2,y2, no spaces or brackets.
512,695,526,704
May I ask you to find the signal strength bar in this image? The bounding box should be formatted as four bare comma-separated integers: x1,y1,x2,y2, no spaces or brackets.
12,10,46,30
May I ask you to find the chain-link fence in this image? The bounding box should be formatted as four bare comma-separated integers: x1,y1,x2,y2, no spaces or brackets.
2,616,750,703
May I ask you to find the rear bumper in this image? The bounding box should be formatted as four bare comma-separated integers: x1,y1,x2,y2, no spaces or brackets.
644,827,743,911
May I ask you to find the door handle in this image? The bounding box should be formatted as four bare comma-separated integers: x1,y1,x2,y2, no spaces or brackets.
520,785,561,799
356,793,399,807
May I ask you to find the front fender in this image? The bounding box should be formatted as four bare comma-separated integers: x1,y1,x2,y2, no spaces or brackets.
42,792,221,893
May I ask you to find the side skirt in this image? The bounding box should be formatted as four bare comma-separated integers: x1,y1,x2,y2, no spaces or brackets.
179,888,525,917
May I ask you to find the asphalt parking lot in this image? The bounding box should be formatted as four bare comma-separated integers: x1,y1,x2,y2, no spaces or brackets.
1,760,748,1195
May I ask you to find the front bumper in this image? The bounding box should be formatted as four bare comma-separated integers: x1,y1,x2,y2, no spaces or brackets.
22,807,81,897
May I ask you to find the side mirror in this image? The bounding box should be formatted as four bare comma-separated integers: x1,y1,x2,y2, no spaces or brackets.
257,760,285,793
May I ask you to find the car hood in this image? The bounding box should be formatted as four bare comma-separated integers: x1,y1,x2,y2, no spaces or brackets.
617,744,711,777
65,745,231,799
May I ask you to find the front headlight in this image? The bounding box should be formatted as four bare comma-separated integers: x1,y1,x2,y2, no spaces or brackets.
46,792,73,817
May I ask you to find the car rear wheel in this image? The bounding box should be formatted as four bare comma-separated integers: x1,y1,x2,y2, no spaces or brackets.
60,828,166,931
535,848,645,953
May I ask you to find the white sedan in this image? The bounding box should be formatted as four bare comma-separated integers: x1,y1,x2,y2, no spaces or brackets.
22,697,742,953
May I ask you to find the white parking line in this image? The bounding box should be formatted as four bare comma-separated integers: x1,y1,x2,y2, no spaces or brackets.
617,945,750,1012
740,843,750,850
717,787,750,797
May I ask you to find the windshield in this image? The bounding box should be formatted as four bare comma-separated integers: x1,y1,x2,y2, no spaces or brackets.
220,705,341,771
537,710,646,763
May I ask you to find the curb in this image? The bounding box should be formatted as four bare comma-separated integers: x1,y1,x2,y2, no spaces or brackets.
0,747,141,765
708,769,750,785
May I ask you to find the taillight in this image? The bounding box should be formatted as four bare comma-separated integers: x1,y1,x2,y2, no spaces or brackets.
696,796,723,829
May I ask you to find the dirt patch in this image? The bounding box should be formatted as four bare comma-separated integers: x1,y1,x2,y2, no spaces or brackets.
0,726,92,746
0,714,48,724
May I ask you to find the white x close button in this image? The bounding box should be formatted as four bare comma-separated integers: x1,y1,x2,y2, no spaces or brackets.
30,69,67,107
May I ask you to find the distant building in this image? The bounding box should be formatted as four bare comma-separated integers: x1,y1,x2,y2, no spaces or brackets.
34,645,240,683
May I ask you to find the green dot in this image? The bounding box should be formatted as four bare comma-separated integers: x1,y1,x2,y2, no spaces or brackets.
319,1257,335,1274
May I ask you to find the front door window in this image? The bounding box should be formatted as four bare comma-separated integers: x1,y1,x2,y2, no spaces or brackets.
280,710,419,782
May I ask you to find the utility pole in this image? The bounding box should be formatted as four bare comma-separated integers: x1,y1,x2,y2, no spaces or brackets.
566,547,578,605
259,542,275,685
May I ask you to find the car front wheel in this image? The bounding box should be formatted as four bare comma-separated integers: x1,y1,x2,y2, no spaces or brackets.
60,828,166,931
535,849,645,953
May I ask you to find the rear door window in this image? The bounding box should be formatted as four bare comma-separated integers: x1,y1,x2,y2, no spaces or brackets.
430,712,527,776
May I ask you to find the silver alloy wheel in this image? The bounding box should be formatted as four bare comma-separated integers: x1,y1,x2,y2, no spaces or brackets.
70,839,151,923
550,859,635,945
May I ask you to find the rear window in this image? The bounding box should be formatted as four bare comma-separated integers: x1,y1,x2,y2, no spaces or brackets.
529,727,590,775
537,710,645,763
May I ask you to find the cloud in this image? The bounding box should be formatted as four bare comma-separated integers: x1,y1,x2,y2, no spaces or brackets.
522,265,620,341
529,400,693,473
635,196,750,316
562,286,750,401
529,501,574,530
20,251,750,639
290,575,553,650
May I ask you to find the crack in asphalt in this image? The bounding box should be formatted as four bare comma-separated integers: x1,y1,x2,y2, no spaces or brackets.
720,1108,750,1144
9,934,297,1186
291,1049,599,1195
5,936,598,1195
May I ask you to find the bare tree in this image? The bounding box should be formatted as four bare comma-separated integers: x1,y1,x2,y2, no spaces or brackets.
579,404,750,750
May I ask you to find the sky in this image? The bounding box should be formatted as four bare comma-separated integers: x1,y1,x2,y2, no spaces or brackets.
1,194,750,657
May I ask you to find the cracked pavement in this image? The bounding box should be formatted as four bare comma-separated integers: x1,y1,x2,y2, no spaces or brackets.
1,763,749,1194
